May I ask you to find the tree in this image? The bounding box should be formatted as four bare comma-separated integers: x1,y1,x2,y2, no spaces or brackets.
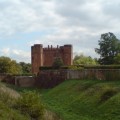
114,53,120,64
73,54,97,65
19,62,31,74
95,32,120,64
52,57,64,69
0,56,22,74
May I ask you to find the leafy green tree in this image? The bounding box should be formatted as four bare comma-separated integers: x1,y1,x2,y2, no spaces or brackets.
19,62,31,74
73,54,97,65
114,53,120,64
95,32,120,64
0,56,22,74
52,57,64,69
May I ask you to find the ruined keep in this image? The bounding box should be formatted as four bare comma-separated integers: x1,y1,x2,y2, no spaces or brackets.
31,44,73,74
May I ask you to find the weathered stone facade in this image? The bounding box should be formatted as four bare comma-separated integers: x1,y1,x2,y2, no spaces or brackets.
31,44,73,74
1,69,120,88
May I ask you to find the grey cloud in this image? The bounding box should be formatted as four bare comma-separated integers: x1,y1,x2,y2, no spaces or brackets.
102,1,120,19
54,0,120,32
0,0,55,36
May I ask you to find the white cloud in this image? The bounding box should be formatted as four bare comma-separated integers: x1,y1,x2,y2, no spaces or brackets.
12,49,30,63
1,48,10,56
0,48,30,63
12,49,30,57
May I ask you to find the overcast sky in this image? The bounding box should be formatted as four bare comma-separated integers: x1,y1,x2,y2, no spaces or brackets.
0,0,120,63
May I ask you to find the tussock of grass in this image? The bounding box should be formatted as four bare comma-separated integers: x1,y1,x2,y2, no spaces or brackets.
0,101,29,120
0,83,29,120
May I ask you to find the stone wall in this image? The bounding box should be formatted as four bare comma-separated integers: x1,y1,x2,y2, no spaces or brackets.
36,69,120,86
35,69,120,88
35,70,66,88
0,74,8,82
0,74,15,84
1,69,120,88
0,74,35,87
15,76,35,87
67,70,85,80
66,69,120,80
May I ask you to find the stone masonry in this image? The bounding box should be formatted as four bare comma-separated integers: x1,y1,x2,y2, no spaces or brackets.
31,44,73,74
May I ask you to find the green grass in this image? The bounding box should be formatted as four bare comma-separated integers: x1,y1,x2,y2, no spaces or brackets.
41,80,120,120
4,80,120,120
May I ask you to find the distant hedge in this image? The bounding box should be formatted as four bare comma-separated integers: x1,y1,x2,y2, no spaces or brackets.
60,65,83,70
84,65,120,69
39,65,83,70
39,66,54,70
39,65,120,70
39,66,68,70
12,73,36,76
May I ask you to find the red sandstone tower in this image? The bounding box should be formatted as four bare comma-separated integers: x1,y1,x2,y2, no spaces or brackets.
31,44,73,74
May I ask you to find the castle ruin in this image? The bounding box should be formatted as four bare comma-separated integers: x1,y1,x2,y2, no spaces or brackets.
31,44,73,74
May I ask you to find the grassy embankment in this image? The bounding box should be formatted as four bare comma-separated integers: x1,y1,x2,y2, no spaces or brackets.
42,79,120,120
0,83,61,120
2,79,120,120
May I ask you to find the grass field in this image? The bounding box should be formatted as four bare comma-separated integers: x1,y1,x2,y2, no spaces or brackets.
2,79,120,120
42,80,120,120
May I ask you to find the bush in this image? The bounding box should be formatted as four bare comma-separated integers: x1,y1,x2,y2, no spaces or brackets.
16,91,44,119
39,66,53,70
12,73,35,76
84,65,120,69
52,57,64,69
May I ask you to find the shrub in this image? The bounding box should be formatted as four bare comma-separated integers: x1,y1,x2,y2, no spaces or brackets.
12,73,35,76
60,65,83,70
52,57,64,69
39,65,83,71
16,91,44,119
39,66,53,70
84,65,120,69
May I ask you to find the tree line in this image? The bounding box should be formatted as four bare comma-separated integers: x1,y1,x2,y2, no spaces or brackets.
95,32,120,64
0,56,31,74
74,32,120,65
